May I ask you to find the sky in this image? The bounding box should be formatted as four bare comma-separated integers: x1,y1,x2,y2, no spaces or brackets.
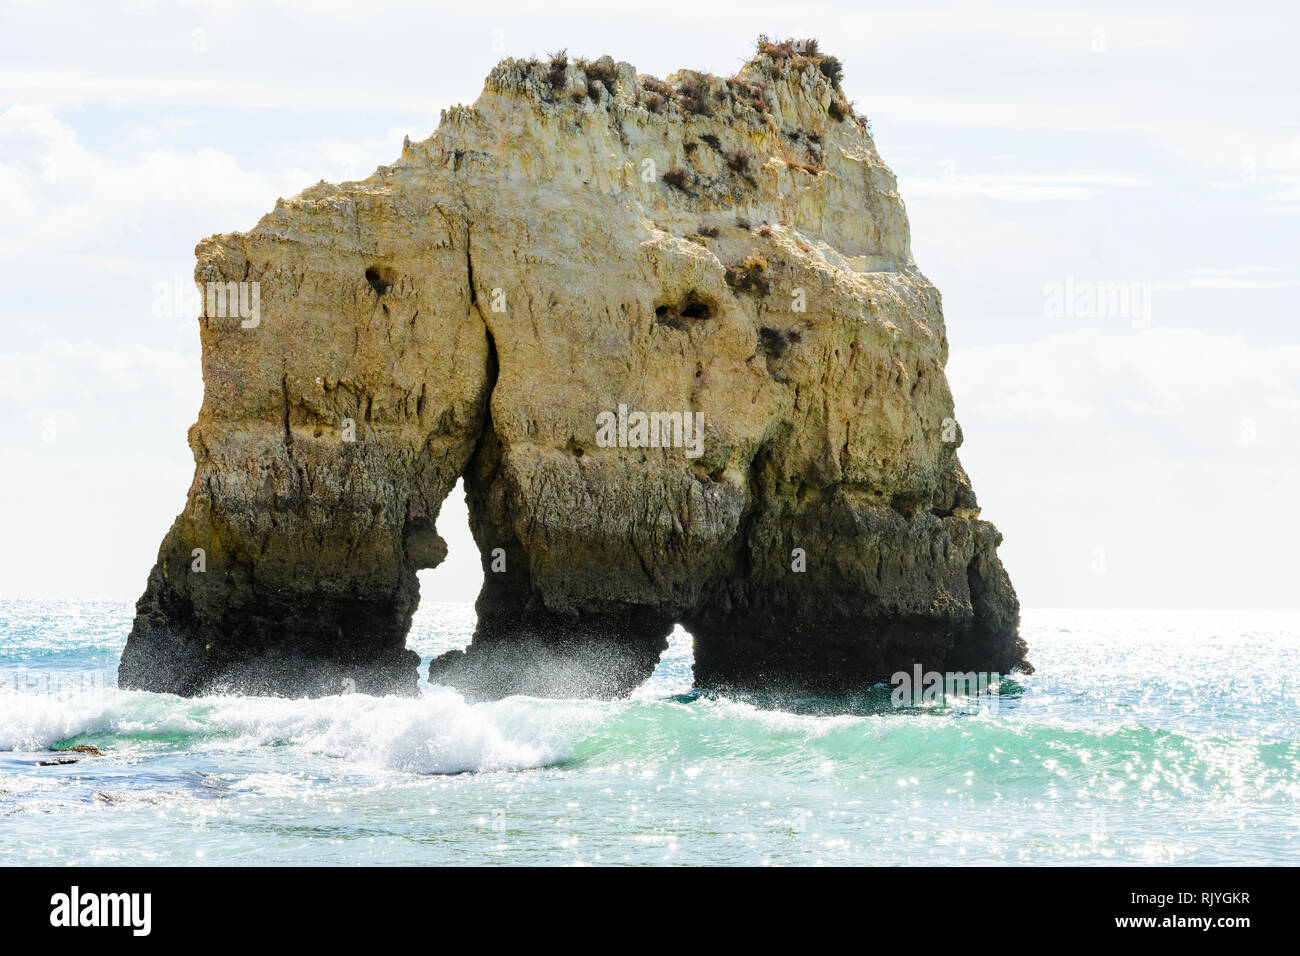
0,0,1296,609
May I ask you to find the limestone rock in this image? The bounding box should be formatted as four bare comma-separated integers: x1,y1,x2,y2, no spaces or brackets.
119,41,1029,699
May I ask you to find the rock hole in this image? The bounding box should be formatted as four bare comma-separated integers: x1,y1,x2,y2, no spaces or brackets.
365,266,393,295
654,292,715,330
759,327,791,358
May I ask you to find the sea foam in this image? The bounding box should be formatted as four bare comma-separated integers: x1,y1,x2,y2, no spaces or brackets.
0,684,612,774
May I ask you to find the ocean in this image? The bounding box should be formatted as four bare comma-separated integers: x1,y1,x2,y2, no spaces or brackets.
1,602,1297,865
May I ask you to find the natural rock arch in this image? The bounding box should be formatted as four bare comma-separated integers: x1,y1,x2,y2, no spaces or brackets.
119,45,1028,699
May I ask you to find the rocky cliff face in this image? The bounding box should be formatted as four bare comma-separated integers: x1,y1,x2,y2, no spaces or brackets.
119,41,1028,699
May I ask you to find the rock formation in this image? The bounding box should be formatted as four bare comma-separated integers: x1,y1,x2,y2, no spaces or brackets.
119,39,1029,700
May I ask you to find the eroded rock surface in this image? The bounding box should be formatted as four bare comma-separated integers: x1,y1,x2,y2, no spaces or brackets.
120,42,1029,699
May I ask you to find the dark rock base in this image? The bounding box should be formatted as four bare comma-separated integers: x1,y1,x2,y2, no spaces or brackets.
428,609,671,702
118,561,422,698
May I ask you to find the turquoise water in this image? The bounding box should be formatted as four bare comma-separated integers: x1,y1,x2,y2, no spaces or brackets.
1,601,1297,865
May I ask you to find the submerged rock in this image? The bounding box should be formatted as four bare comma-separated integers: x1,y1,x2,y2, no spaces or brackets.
119,41,1028,699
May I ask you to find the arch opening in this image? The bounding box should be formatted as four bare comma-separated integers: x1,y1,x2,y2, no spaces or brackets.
412,477,483,664
638,623,695,697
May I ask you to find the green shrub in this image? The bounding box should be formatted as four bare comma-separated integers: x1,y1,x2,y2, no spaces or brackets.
546,50,568,94
579,57,620,102
725,253,771,295
677,74,715,116
727,150,753,174
663,167,692,192
817,55,843,86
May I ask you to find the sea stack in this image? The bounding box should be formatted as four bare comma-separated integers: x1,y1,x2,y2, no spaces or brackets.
119,39,1028,699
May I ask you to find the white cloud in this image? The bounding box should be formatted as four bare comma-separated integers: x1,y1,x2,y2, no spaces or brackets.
0,105,411,357
273,128,415,184
950,329,1300,608
952,329,1300,442
901,170,1149,203
1149,267,1298,291
0,105,389,262
0,69,451,114
0,341,200,599
0,340,200,452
